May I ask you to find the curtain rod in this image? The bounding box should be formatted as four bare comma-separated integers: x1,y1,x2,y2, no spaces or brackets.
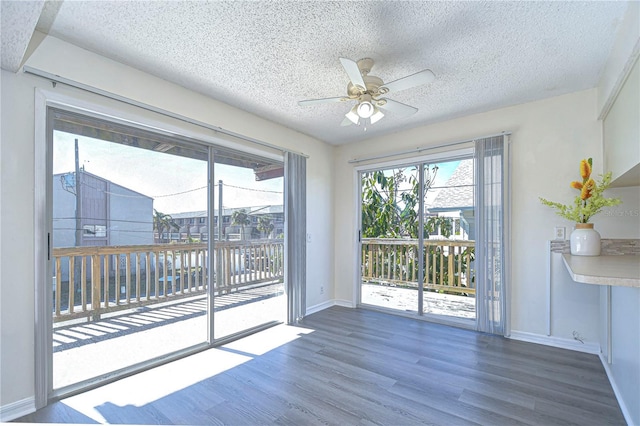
348,131,512,164
23,65,309,158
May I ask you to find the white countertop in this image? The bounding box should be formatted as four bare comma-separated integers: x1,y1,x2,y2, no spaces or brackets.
562,254,640,287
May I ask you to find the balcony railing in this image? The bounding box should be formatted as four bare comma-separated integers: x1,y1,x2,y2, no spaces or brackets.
52,239,284,323
361,238,475,296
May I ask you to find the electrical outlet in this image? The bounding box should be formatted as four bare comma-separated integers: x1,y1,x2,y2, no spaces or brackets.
554,226,566,240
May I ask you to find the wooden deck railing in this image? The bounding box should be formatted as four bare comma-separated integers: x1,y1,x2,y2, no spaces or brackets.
361,238,475,296
52,239,284,323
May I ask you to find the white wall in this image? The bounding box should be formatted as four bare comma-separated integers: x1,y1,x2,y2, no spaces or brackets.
0,34,334,412
0,70,40,418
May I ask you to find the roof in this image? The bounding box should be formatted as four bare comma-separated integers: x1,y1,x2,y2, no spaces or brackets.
429,159,474,212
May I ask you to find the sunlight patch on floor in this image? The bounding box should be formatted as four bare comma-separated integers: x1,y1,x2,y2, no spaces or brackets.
223,322,315,356
59,323,314,423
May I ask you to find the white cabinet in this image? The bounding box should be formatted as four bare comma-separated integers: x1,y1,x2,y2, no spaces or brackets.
603,57,640,187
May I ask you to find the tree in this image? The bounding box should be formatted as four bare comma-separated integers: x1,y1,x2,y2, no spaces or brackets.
425,216,453,239
153,209,179,243
257,216,274,238
361,166,438,238
231,209,251,240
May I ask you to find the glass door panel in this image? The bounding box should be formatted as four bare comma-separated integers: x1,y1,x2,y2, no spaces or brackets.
51,112,209,391
422,158,476,321
360,166,420,312
212,156,286,340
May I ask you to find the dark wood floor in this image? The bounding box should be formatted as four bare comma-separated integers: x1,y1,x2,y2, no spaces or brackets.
17,306,625,425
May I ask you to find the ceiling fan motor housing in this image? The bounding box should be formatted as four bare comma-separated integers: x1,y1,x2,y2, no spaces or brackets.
346,57,385,99
347,75,384,97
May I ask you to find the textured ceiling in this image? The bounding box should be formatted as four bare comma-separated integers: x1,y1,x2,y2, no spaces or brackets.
1,1,630,145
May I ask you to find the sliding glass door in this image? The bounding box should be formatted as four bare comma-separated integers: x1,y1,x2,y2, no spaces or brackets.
51,109,210,390
358,135,508,333
48,107,287,395
360,165,420,313
359,157,476,322
421,158,476,320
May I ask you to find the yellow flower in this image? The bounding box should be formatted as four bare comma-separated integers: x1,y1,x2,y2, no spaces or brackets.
540,158,621,223
580,178,595,200
580,159,591,180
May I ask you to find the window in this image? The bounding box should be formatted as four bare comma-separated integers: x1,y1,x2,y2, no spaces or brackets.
82,224,106,237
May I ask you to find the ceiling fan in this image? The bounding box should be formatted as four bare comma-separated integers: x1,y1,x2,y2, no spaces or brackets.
298,57,435,128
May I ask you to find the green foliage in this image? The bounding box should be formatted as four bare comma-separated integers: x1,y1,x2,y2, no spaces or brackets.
540,171,621,223
425,216,453,239
153,209,179,243
361,167,438,238
231,209,251,227
257,216,275,237
231,209,251,239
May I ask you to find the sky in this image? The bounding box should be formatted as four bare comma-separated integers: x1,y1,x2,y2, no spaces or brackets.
53,131,284,214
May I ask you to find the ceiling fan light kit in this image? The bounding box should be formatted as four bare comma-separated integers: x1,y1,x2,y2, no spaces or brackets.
370,109,384,124
356,101,374,119
298,57,435,129
345,106,360,125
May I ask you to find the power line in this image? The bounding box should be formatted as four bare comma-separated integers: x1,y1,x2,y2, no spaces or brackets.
153,186,207,198
222,184,283,194
59,174,282,199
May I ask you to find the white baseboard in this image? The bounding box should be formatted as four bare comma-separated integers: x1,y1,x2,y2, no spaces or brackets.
509,330,600,354
305,299,355,316
305,300,335,315
333,299,355,308
599,353,634,426
0,396,35,422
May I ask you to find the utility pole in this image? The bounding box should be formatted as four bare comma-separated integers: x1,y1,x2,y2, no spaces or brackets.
74,139,82,248
74,139,83,311
216,180,223,291
218,180,224,242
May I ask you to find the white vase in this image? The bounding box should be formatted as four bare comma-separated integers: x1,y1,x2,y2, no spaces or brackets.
570,223,601,256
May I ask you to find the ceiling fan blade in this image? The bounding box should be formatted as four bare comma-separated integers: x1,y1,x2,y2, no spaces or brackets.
380,69,435,94
339,58,366,91
298,97,349,106
378,99,418,118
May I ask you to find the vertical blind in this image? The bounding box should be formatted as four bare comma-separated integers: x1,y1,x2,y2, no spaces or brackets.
285,152,307,323
475,135,509,335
